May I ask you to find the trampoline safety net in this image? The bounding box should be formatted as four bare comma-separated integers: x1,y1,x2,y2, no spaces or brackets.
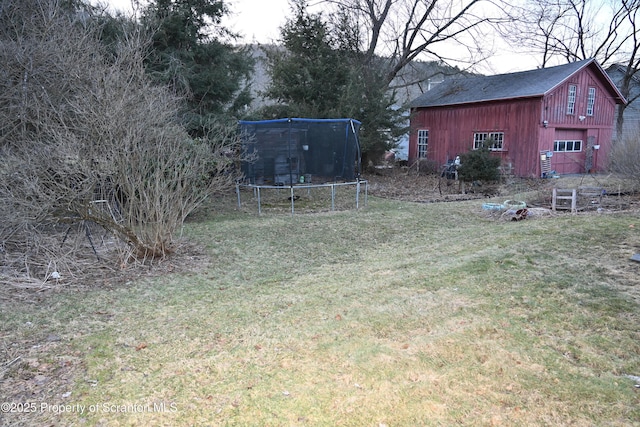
239,118,362,185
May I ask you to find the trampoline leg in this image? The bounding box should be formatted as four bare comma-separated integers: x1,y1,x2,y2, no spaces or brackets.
365,181,368,206
356,180,360,209
257,187,262,215
236,183,241,208
331,184,336,211
290,186,294,215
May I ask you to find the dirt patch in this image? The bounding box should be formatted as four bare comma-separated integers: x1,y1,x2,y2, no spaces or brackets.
364,168,539,204
362,168,640,209
365,170,493,202
1,238,210,302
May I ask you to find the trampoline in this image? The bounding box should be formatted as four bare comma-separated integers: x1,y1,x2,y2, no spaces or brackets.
236,118,367,214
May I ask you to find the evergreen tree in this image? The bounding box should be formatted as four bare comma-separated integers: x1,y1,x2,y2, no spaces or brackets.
261,1,349,118
337,63,403,163
262,0,403,163
457,142,501,183
141,0,254,135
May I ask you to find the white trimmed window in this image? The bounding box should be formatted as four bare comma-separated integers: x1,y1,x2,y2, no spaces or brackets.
473,132,504,151
567,84,577,115
554,140,582,152
417,129,428,158
587,87,596,116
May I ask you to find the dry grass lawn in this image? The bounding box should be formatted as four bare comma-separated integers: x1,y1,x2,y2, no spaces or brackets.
1,172,639,426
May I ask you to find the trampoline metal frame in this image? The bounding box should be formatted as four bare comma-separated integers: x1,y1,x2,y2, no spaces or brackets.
236,180,368,215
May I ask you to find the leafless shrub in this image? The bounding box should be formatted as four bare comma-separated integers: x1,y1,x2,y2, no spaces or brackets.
409,159,439,176
609,132,640,180
0,0,242,286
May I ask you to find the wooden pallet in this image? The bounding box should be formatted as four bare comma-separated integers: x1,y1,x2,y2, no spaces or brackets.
552,188,577,212
552,187,604,213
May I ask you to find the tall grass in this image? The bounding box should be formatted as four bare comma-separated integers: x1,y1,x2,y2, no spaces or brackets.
1,196,639,426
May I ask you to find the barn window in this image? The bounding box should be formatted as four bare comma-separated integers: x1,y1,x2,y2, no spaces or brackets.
473,132,504,151
417,129,428,158
567,84,577,115
554,140,582,152
587,87,596,116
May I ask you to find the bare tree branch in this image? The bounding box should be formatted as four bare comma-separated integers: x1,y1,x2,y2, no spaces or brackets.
321,0,509,85
0,0,243,284
501,0,640,136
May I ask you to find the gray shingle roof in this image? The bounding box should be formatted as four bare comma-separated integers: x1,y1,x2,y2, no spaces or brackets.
410,59,595,108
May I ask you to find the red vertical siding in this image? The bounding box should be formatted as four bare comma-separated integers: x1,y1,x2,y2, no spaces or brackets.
543,72,617,127
410,66,619,177
410,98,543,177
542,68,618,174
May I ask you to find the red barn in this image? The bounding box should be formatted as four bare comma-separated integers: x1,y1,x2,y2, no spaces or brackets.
409,59,626,178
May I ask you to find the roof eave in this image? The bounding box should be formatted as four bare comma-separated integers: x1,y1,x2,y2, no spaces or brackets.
597,61,628,105
544,58,627,105
411,94,544,109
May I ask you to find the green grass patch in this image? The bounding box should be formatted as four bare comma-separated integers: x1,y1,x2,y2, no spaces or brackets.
2,196,639,426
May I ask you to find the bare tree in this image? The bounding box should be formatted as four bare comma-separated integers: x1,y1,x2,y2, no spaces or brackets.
609,2,640,138
504,0,637,63
502,0,640,136
500,0,575,68
0,0,242,286
609,133,640,179
319,0,509,88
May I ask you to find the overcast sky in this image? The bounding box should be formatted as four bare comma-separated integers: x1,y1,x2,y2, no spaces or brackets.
105,0,302,43
104,0,538,74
